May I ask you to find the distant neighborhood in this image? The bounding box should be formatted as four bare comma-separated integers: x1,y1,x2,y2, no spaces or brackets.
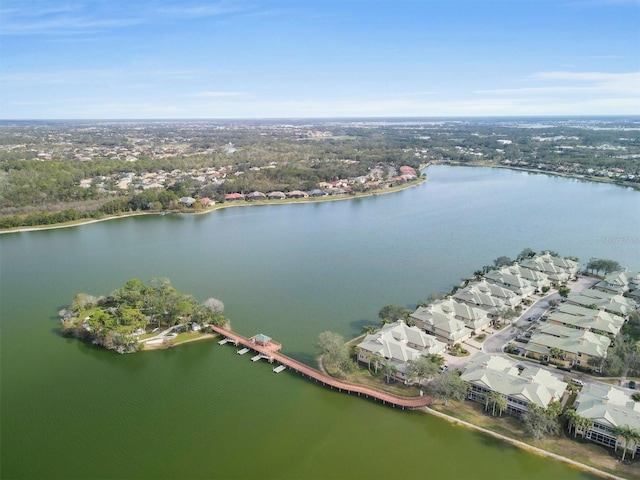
355,252,640,460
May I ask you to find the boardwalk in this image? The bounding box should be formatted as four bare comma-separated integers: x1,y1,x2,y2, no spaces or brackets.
212,325,434,409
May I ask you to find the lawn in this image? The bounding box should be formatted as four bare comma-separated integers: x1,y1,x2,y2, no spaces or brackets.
430,400,639,479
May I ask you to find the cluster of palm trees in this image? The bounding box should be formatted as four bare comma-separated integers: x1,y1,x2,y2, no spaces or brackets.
565,408,640,461
485,391,508,416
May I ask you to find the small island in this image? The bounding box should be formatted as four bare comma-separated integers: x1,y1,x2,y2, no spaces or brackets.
59,278,228,353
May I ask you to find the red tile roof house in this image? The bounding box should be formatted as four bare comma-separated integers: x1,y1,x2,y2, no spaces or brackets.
199,197,214,207
246,191,267,201
224,193,245,201
400,165,417,175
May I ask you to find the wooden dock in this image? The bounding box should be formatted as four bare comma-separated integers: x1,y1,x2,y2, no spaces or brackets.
211,325,433,410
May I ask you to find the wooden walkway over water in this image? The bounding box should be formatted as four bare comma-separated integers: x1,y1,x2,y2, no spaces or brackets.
211,325,434,410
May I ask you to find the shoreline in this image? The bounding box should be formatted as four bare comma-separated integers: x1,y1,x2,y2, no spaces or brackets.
3,162,637,236
317,352,629,479
0,176,426,235
445,161,640,191
423,406,626,480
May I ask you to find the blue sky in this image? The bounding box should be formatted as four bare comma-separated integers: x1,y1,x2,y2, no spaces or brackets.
1,0,639,119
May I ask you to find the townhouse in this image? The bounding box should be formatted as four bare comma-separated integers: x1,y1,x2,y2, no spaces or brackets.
460,353,567,416
524,323,610,369
573,383,640,456
356,320,446,382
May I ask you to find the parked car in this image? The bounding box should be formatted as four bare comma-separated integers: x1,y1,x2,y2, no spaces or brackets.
516,364,525,371
439,365,448,373
571,379,584,387
629,381,637,390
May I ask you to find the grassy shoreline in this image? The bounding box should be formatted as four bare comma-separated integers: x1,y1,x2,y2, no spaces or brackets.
324,335,636,479
0,176,426,235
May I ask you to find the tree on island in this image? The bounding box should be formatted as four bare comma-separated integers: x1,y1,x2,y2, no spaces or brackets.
60,278,228,353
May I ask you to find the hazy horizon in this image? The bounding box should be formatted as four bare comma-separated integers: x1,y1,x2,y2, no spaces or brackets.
1,0,639,119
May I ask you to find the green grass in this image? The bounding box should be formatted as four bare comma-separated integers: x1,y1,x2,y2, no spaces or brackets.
430,400,639,479
173,332,208,344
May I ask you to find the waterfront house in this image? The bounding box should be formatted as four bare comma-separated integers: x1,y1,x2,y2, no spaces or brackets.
246,191,267,201
286,190,308,198
593,270,640,296
485,268,537,297
460,353,567,416
453,280,522,317
267,191,286,200
520,254,576,284
410,306,472,346
356,320,446,382
224,193,245,201
509,264,551,291
523,323,610,369
199,197,214,207
179,196,196,206
567,289,637,317
430,298,492,334
548,304,625,337
573,383,640,456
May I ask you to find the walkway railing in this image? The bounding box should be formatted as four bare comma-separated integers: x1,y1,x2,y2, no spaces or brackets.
211,325,434,409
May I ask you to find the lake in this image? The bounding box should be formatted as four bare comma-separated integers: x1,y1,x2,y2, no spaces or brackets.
1,165,638,479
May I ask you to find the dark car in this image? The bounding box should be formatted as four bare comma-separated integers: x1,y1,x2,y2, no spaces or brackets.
629,381,637,390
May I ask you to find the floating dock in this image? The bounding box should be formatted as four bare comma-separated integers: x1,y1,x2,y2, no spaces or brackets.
273,365,286,373
251,354,270,362
218,338,231,345
237,347,250,355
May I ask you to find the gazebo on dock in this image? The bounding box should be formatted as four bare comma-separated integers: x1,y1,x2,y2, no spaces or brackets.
249,334,282,354
252,334,272,346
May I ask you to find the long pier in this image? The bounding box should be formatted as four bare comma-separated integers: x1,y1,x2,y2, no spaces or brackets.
211,325,433,410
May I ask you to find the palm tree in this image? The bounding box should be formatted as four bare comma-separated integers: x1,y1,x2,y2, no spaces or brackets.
576,416,594,439
382,360,397,384
486,391,506,416
613,425,640,461
564,408,593,438
372,353,383,374
361,324,377,335
356,348,374,371
564,408,579,436
494,394,507,417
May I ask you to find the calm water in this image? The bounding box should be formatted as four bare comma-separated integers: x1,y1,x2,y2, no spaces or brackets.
2,165,638,479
